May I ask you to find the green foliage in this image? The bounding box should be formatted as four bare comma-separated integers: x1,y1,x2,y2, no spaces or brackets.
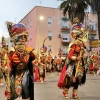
59,0,91,22
62,17,70,21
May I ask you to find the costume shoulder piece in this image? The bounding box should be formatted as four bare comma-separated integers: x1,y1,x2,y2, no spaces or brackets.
8,47,15,53
67,40,81,53
25,46,34,53
25,46,38,59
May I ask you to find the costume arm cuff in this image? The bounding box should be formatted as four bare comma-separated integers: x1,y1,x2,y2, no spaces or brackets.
71,56,77,60
31,49,38,60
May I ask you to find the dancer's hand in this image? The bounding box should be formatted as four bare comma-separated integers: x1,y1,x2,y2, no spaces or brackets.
73,77,76,82
4,66,11,73
76,56,82,60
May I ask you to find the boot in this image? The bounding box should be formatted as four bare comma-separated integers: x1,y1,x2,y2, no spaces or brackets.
40,77,44,83
72,89,79,99
62,88,69,98
0,78,4,85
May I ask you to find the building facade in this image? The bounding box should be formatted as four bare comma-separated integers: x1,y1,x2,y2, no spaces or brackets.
19,6,98,58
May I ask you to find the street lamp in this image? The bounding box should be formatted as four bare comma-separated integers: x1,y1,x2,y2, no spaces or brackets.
37,16,44,55
43,36,52,48
40,16,44,20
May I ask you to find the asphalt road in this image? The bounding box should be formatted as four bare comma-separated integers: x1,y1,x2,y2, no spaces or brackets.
34,73,100,100
0,73,100,100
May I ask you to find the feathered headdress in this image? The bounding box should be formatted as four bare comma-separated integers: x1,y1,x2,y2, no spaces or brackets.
40,45,47,53
71,17,85,39
48,48,52,54
2,36,6,46
5,21,28,41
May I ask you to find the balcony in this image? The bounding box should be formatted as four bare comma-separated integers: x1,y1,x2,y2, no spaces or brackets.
61,26,70,31
62,53,67,57
89,39,99,48
62,37,70,44
61,18,70,21
89,29,97,35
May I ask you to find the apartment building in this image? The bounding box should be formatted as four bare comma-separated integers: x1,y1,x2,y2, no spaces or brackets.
19,6,98,57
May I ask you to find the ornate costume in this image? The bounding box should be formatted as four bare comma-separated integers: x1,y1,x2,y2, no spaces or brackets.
0,37,8,85
4,22,38,100
33,59,39,82
53,56,57,72
46,49,52,73
90,50,99,75
56,54,62,73
57,17,87,99
39,46,47,82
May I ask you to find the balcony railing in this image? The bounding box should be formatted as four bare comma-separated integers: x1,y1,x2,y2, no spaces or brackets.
61,26,70,31
89,29,97,34
62,38,70,43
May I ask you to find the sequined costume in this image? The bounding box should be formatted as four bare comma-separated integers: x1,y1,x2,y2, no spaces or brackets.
39,46,47,82
53,56,58,72
4,22,38,100
46,49,52,73
90,50,99,75
56,54,62,73
0,37,8,85
33,59,39,82
57,17,87,99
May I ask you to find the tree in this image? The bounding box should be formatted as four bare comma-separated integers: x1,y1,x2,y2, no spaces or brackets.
59,0,91,23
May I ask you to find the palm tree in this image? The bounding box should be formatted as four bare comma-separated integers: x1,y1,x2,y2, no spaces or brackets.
89,0,100,40
59,0,91,23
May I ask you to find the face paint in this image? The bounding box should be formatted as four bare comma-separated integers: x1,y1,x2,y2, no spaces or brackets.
17,35,27,45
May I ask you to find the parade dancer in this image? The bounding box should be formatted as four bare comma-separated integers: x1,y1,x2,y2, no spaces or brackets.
4,21,38,100
33,59,39,82
56,53,62,74
52,56,57,72
90,50,99,75
46,49,52,74
39,46,47,82
0,37,8,85
57,17,87,99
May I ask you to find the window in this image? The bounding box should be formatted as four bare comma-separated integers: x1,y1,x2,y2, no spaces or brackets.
63,38,68,40
62,21,69,28
62,46,67,54
91,35,95,39
48,45,52,51
48,17,52,25
62,33,69,41
89,22,96,30
48,31,52,36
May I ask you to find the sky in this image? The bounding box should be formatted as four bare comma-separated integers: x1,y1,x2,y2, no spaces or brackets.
0,0,90,38
0,0,62,37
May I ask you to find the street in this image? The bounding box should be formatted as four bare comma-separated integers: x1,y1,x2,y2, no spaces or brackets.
35,73,100,100
0,73,100,100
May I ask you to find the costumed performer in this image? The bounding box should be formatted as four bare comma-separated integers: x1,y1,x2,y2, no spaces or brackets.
46,48,52,73
33,59,39,82
90,49,99,75
57,17,87,99
4,21,38,100
0,37,8,85
39,46,47,82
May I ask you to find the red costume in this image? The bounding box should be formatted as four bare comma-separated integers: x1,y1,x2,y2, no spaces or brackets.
46,49,52,73
56,55,62,72
57,17,87,99
90,50,99,75
38,46,47,82
4,21,38,100
32,60,39,82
